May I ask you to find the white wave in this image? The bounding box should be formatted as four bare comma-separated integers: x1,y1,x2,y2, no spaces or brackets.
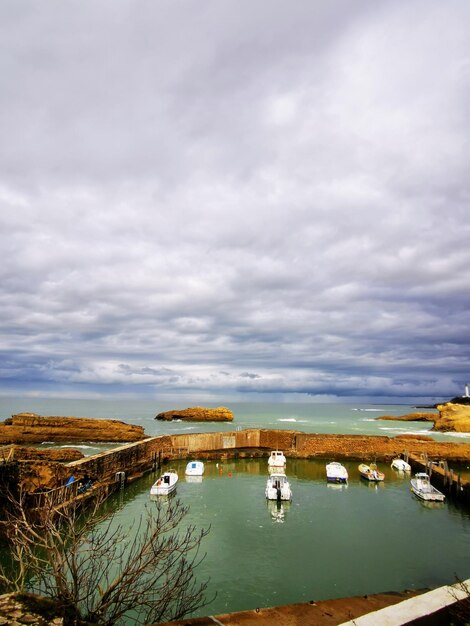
360,418,376,422
440,432,470,439
379,427,432,435
278,418,309,423
60,444,97,449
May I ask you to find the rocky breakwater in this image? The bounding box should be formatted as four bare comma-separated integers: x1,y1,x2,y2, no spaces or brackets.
155,406,234,422
0,412,145,444
376,399,470,433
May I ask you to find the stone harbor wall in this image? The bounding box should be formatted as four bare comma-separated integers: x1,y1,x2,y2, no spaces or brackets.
3,429,470,503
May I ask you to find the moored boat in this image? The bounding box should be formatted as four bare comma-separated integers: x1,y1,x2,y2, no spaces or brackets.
391,458,411,472
268,450,286,468
410,472,445,502
150,470,178,496
185,460,204,476
358,463,384,482
325,461,348,483
265,472,292,501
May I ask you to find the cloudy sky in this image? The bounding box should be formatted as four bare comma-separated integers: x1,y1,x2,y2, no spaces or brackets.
1,0,469,403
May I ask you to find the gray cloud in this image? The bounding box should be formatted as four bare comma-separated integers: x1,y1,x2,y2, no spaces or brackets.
1,0,469,401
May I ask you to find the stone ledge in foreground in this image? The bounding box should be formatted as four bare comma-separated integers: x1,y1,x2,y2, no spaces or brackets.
157,589,426,626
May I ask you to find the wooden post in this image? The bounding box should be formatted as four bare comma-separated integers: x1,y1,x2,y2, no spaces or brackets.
443,461,449,486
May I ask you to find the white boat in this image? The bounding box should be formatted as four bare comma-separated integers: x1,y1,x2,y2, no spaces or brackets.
410,472,445,502
325,461,348,483
150,470,178,496
391,458,411,472
358,463,385,482
265,473,292,501
268,450,286,468
185,460,204,476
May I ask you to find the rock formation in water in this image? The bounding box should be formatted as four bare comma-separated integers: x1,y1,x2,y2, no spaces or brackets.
0,412,145,444
433,402,470,432
377,403,470,433
155,406,234,422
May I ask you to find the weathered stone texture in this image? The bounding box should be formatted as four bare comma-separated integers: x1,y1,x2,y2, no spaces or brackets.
0,413,145,444
155,406,234,421
378,404,470,433
0,593,63,625
434,402,470,432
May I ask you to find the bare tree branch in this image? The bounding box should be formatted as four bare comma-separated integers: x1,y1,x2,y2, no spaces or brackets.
0,486,212,625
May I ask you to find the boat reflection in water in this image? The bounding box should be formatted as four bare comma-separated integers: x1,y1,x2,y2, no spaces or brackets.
416,498,446,510
327,481,348,491
185,475,203,484
267,499,290,523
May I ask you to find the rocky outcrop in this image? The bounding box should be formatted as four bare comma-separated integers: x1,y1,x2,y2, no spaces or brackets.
434,402,470,432
377,412,437,423
377,404,470,433
11,446,84,462
0,593,64,625
0,413,145,444
155,406,234,422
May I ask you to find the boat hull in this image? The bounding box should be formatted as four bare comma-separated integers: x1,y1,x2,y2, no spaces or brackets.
410,474,445,502
150,472,178,496
358,463,384,482
268,450,286,468
326,462,348,483
265,474,292,501
185,461,204,476
391,459,411,472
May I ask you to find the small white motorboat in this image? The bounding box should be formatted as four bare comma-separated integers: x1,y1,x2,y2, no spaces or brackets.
410,472,445,502
358,463,385,482
185,460,204,476
391,458,411,472
325,461,348,483
265,473,292,501
150,470,178,496
268,450,286,468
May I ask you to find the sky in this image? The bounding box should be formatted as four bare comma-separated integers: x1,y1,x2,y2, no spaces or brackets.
1,0,469,404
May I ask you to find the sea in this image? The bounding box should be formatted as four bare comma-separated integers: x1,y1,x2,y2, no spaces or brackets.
1,396,470,620
2,396,470,456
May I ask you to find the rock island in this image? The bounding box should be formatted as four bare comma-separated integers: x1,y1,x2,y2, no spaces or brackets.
155,406,234,422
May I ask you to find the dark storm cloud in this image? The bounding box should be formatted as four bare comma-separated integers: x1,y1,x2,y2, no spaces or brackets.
1,0,469,401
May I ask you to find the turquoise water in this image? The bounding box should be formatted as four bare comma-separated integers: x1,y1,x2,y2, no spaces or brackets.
2,396,470,620
2,396,470,450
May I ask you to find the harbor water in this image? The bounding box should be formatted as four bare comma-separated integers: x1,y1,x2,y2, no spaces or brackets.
1,397,470,619
110,457,470,618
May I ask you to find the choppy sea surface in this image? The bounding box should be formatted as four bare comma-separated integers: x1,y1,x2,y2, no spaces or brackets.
1,396,470,621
